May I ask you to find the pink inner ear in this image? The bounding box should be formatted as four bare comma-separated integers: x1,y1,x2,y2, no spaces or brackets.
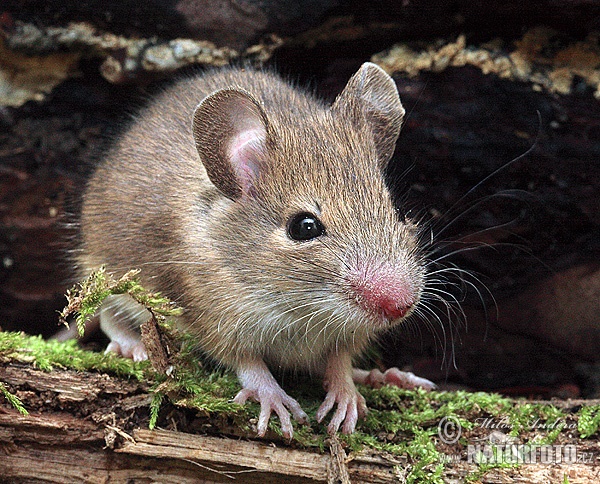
227,129,265,194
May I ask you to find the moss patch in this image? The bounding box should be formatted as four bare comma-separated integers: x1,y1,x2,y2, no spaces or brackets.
0,331,147,379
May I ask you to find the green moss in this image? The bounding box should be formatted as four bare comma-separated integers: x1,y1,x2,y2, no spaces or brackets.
59,267,182,338
0,331,147,379
147,334,247,420
149,392,164,429
0,381,28,415
506,402,568,438
577,405,600,438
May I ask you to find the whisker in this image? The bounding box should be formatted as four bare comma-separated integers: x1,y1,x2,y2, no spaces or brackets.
430,113,541,234
430,189,535,239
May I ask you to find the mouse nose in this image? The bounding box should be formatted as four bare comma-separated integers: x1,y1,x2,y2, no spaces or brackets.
378,297,413,320
348,263,417,322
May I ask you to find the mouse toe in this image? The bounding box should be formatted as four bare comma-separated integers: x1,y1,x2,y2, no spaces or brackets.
353,367,436,390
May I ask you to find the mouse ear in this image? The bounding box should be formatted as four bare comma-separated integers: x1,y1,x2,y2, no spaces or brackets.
332,62,405,168
193,88,268,199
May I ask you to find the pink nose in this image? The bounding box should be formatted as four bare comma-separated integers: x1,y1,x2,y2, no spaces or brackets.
378,297,413,320
348,264,417,321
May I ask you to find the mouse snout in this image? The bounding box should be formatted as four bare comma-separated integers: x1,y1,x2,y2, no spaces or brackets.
374,293,414,321
347,262,418,322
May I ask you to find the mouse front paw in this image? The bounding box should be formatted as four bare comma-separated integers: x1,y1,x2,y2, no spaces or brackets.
233,371,308,439
316,380,368,435
233,384,308,439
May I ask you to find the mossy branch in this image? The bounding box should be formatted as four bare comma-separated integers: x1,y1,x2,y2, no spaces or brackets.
0,381,28,415
59,267,182,337
57,267,247,426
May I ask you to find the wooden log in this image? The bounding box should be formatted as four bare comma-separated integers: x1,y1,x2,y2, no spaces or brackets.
2,407,599,483
1,362,599,483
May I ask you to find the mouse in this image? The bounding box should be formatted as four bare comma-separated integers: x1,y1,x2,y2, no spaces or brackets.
76,62,436,438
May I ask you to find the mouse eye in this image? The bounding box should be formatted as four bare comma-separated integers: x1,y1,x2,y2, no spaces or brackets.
287,212,326,241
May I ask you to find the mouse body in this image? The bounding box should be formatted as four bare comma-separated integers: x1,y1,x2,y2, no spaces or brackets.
77,63,434,438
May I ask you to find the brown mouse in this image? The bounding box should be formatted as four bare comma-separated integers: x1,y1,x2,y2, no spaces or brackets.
77,63,435,438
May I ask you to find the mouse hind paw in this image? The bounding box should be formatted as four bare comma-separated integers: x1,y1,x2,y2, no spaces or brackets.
353,367,436,390
100,293,151,362
105,339,148,362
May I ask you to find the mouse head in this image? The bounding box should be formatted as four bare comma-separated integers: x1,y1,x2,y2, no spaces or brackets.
192,63,424,347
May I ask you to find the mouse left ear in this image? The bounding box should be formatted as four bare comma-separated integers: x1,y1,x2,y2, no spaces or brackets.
332,62,405,168
193,88,269,200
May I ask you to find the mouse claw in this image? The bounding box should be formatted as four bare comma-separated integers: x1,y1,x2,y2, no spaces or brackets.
316,382,367,435
354,367,436,390
233,381,307,439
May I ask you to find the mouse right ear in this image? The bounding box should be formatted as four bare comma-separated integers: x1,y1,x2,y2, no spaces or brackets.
193,89,269,200
332,62,405,169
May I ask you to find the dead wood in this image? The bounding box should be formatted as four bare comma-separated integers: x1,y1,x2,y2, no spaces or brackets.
1,362,599,483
